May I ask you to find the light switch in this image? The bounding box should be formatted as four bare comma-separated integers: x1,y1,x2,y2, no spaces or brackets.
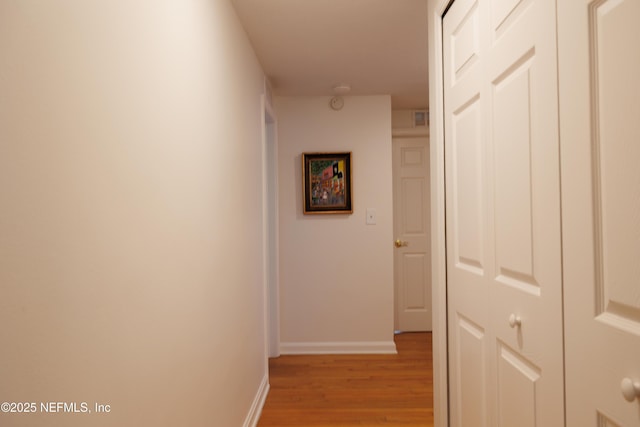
366,208,377,225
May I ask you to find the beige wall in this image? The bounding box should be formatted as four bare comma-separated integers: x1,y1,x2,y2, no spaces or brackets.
0,1,268,426
275,96,395,353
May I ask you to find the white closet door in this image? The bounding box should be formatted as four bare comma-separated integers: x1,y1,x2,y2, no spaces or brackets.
443,0,564,425
559,1,640,425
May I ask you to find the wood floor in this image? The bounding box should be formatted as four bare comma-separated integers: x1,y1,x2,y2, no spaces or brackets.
258,332,433,426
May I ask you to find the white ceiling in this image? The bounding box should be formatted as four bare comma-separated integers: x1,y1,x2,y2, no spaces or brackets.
232,0,429,109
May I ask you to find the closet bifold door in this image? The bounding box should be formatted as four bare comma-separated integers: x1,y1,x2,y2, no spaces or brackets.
443,0,565,425
559,1,640,426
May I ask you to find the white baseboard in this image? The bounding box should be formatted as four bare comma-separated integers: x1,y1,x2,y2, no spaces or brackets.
279,341,398,355
243,374,270,427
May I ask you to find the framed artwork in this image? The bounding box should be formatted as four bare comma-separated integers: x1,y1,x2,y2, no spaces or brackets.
302,152,353,214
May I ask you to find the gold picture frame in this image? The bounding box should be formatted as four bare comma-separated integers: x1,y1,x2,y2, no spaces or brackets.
302,152,353,215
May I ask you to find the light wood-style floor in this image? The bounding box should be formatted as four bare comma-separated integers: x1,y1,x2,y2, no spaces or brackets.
258,332,433,426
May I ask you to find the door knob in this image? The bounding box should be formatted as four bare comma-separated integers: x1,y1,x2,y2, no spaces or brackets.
394,239,408,248
621,378,640,402
508,314,522,328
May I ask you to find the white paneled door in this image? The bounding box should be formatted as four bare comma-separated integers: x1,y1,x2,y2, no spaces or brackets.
443,0,564,425
559,1,640,425
392,136,431,332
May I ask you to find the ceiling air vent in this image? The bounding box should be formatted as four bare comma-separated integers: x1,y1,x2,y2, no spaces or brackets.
414,110,428,127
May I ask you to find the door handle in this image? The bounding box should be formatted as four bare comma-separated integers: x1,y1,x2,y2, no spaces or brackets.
621,378,640,402
394,239,408,248
508,313,522,328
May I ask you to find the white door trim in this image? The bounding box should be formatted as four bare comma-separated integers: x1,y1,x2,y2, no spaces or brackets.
427,1,450,426
262,94,280,358
392,128,430,138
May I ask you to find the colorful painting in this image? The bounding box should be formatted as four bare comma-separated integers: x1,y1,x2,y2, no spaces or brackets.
302,152,352,214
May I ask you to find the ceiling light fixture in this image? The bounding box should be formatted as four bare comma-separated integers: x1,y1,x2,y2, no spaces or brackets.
332,84,351,95
330,84,350,111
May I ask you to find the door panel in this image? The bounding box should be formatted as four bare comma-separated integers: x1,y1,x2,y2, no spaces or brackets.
455,314,486,427
444,0,564,425
597,413,622,427
400,176,426,234
497,342,540,427
402,253,427,308
491,0,533,40
493,52,535,283
393,137,431,331
452,96,484,274
559,0,640,425
593,0,640,323
451,0,480,84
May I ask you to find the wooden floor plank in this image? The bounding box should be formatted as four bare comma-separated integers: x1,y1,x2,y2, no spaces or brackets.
258,332,433,426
